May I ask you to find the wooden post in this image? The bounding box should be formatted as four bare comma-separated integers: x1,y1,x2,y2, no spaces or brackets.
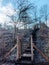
31,35,34,61
17,35,21,60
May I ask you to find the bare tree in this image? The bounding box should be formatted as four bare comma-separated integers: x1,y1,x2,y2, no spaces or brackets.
16,0,36,29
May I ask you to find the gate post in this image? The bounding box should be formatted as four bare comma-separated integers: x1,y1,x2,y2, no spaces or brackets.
17,35,21,60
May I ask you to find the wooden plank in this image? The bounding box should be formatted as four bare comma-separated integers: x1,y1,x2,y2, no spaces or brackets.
33,44,49,62
22,53,31,57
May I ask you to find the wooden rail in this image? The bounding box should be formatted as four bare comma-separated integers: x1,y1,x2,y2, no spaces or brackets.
4,44,17,59
4,35,22,60
33,43,49,62
31,35,49,62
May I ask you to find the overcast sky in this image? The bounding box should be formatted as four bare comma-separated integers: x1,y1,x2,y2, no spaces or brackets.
0,0,49,26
